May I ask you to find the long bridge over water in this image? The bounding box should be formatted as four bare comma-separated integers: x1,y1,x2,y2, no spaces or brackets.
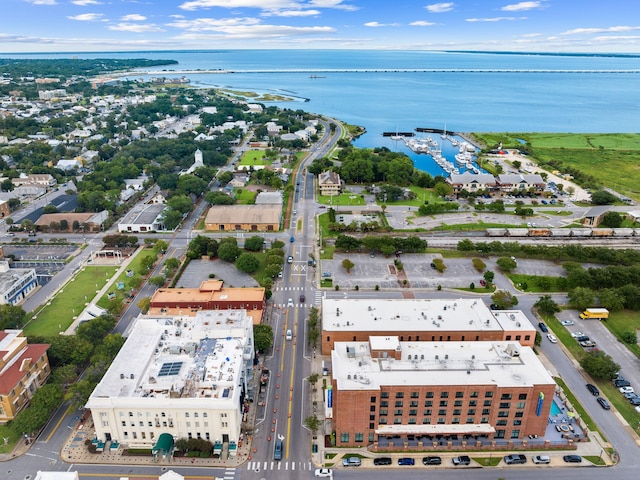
142,68,640,75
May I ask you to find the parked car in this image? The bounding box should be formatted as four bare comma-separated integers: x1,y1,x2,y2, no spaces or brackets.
398,458,415,466
586,383,600,396
547,333,558,343
570,331,585,338
561,319,575,326
422,456,442,465
619,386,635,394
452,455,471,466
563,455,582,463
614,378,631,388
287,255,293,264
538,322,549,333
629,397,640,406
575,335,590,343
373,457,392,466
532,455,551,464
479,279,486,286
597,397,611,410
504,454,527,465
314,468,332,477
342,457,361,467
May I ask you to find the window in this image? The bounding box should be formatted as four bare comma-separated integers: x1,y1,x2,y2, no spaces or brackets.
340,433,349,442
481,417,489,424
484,400,492,406
470,391,479,398
132,432,137,439
469,400,477,406
454,400,462,407
410,401,418,407
409,409,417,416
515,335,521,341
379,418,387,424
370,405,376,412
395,401,403,407
355,433,364,442
424,409,432,416
452,417,460,424
424,400,433,407
369,415,375,421
426,391,434,398
186,422,190,427
129,412,133,417
369,423,375,430
221,422,228,428
515,411,524,418
194,413,199,417
466,417,474,424
185,413,189,417
439,400,448,407
499,402,510,409
121,421,126,427
467,409,476,415
139,421,144,426
369,433,375,442
148,421,153,427
485,391,493,398
370,396,377,403
497,419,507,426
380,401,388,407
501,393,512,400
381,392,389,398
498,411,509,417
422,418,431,424
394,409,403,416
453,409,461,416
394,417,402,424
437,418,445,424
517,402,526,409
411,392,419,398
408,417,416,424
511,429,520,439
396,392,404,398
524,335,531,341
482,409,490,415
505,335,512,340
380,410,388,416
455,391,464,398
203,412,207,417
440,392,449,398
438,409,447,416
513,420,522,426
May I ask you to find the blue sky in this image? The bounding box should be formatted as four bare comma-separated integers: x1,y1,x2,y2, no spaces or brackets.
2,0,639,53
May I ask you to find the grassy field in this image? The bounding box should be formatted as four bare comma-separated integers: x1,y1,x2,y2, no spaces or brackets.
96,248,157,309
508,273,567,292
473,132,640,200
317,192,366,206
604,310,640,357
235,188,256,204
378,185,443,207
24,266,118,336
239,149,271,166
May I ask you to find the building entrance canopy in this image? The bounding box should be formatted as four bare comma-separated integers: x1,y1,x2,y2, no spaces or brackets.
376,423,495,436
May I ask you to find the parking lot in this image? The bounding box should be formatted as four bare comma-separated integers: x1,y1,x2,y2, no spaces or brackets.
179,258,260,288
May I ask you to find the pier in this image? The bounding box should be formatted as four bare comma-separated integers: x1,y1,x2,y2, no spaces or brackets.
382,132,415,137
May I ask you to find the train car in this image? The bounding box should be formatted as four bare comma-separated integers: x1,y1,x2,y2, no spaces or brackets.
550,228,572,237
612,228,635,237
528,228,551,237
486,228,508,237
568,228,593,237
505,228,530,237
591,228,614,237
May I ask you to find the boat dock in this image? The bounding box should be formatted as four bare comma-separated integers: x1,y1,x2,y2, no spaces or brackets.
382,131,415,137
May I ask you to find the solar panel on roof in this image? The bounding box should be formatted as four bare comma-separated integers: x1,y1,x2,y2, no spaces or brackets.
158,361,183,377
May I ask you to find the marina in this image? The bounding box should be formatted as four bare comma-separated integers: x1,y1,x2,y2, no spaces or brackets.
389,128,483,177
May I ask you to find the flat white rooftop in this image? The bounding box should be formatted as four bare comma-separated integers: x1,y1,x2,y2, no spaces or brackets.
87,310,253,406
332,339,554,391
323,298,533,333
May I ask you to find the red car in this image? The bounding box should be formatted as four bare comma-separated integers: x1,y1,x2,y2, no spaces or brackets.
480,279,486,286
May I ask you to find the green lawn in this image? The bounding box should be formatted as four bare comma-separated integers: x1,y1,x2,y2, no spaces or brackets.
604,310,640,357
508,273,568,292
235,188,256,204
239,149,272,166
0,424,23,454
96,248,157,309
431,222,524,231
377,185,442,207
317,192,365,206
24,266,118,336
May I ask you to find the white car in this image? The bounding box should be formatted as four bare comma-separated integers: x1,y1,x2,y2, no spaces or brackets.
287,298,294,307
547,333,558,343
315,468,332,478
561,320,575,326
570,331,584,338
620,386,635,394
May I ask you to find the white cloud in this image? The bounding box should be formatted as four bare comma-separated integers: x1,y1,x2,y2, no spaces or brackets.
562,26,640,35
410,21,436,26
108,23,165,32
466,16,525,22
167,17,261,31
121,14,147,21
426,2,454,13
501,1,543,12
364,21,399,28
174,24,334,40
23,0,57,4
593,35,640,43
263,9,322,17
71,0,102,5
67,13,104,21
178,0,356,12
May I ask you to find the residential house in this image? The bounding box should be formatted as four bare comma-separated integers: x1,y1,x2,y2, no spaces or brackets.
447,172,497,195
496,173,545,194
